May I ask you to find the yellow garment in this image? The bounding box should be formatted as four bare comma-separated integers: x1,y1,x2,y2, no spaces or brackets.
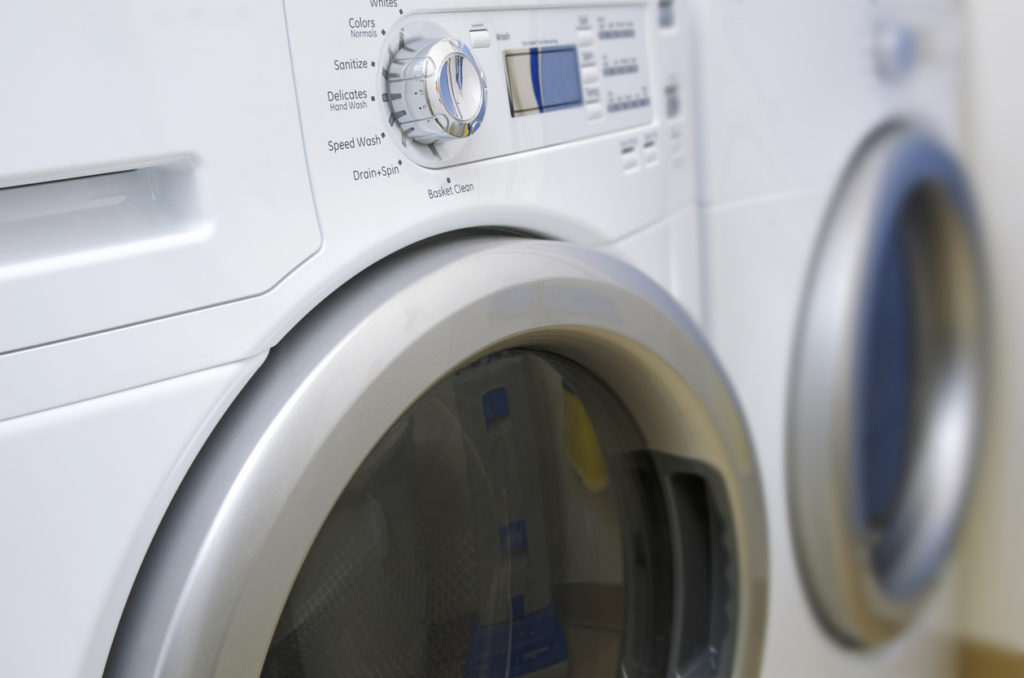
562,388,608,492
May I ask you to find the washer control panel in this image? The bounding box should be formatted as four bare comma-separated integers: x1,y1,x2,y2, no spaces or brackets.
287,4,652,168
280,0,694,257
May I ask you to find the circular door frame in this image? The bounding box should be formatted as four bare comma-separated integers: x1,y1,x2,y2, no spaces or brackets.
788,126,989,647
105,236,769,677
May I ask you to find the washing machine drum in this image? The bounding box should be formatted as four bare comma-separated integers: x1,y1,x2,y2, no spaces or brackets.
789,128,988,647
105,238,769,678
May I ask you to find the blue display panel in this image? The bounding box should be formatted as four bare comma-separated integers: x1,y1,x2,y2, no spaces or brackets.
505,46,583,115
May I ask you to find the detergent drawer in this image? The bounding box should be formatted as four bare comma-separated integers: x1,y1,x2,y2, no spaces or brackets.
0,0,320,352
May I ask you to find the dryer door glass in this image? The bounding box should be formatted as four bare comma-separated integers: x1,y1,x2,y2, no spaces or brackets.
259,349,735,678
858,195,917,530
789,130,987,646
856,177,986,598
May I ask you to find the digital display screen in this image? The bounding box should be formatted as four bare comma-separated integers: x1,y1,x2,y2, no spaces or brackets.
505,46,583,116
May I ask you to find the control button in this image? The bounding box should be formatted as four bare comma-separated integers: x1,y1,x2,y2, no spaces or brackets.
669,123,686,164
643,137,658,166
873,19,917,82
586,102,604,120
469,28,491,49
383,37,487,145
581,65,599,84
577,28,596,47
658,0,674,28
621,139,639,172
664,84,682,119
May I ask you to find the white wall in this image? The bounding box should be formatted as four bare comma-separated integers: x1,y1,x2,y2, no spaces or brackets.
960,0,1024,654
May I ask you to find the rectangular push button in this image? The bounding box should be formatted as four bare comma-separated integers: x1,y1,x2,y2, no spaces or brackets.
577,28,596,47
643,137,658,167
469,28,491,48
664,84,681,119
581,64,599,84
621,140,640,172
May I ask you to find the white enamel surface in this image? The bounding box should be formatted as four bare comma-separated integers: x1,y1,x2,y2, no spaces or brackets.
0,357,263,678
601,206,703,326
691,0,963,205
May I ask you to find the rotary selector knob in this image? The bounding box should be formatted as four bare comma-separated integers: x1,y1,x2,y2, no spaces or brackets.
384,37,487,145
873,19,917,82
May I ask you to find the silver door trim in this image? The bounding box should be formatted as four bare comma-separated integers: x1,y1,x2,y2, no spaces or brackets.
788,127,989,647
106,235,769,677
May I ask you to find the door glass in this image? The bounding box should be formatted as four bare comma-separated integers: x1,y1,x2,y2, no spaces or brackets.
259,350,665,678
858,191,919,531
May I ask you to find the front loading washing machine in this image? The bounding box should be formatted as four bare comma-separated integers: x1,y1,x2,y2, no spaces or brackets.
0,1,768,677
690,0,987,676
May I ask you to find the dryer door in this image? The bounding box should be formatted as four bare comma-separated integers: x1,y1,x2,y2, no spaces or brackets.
104,237,768,678
789,128,988,647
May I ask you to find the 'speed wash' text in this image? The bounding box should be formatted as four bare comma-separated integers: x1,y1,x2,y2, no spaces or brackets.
328,135,382,153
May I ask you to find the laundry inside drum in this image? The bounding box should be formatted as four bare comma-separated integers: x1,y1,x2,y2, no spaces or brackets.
259,349,692,678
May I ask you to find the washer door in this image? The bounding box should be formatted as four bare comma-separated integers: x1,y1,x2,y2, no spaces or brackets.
789,128,988,647
104,237,768,678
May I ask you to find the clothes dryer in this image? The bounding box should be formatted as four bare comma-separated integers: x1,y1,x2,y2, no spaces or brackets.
0,1,767,677
690,0,987,675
